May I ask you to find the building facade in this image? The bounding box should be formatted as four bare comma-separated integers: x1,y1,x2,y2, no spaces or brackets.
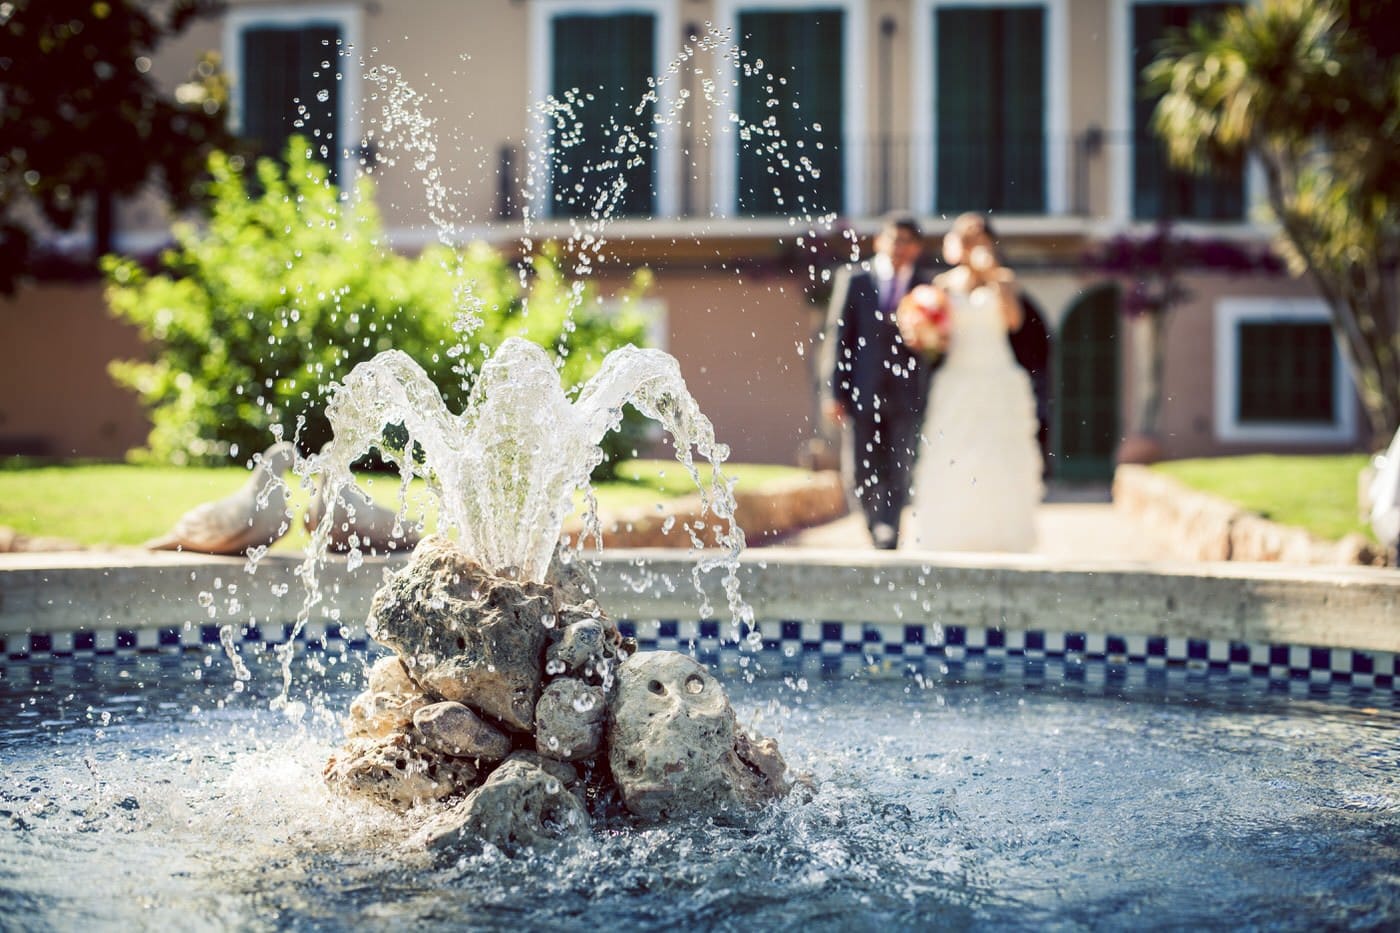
0,0,1364,473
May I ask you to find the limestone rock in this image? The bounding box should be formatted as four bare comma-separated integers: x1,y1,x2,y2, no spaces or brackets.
345,657,430,739
367,536,550,732
367,655,415,694
534,677,606,761
546,548,597,606
548,620,606,672
411,754,589,853
735,728,789,795
346,689,429,740
412,701,512,761
324,733,478,811
545,617,630,685
504,750,581,791
607,651,788,820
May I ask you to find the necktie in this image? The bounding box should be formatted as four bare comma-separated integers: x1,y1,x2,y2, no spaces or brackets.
879,278,899,314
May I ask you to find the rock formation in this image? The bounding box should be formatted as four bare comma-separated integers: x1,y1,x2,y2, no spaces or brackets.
325,534,789,852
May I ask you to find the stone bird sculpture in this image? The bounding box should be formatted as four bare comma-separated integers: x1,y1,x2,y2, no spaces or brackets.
145,442,296,555
305,474,422,554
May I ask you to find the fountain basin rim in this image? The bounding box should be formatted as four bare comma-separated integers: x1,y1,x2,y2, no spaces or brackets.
1,548,1397,655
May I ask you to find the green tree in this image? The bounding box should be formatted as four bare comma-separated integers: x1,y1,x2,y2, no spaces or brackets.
105,140,651,476
0,0,233,294
1147,0,1400,441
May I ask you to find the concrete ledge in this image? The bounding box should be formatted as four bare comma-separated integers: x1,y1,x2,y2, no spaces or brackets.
3,548,1397,654
1114,464,1383,566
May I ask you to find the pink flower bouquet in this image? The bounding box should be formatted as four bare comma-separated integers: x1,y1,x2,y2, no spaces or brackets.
896,284,951,358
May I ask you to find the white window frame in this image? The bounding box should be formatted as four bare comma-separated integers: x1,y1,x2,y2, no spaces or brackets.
710,0,868,219
1213,297,1358,444
910,0,1069,218
527,0,681,221
1107,0,1264,226
223,4,364,188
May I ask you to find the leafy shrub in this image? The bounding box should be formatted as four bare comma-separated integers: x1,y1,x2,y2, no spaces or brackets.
105,139,651,477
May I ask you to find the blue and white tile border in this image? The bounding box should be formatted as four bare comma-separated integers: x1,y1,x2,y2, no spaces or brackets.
3,616,1396,698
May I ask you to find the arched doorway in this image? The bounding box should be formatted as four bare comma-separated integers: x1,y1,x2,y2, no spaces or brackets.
1053,285,1120,481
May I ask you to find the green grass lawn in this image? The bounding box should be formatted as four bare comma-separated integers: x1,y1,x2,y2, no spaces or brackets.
0,458,811,550
1151,454,1376,542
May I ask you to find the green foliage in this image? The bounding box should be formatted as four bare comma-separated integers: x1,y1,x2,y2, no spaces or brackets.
1146,0,1400,441
105,139,651,476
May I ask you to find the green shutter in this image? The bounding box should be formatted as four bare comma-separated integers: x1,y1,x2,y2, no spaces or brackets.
736,11,844,217
550,14,656,218
935,8,1045,214
1237,322,1335,423
241,25,341,183
1132,3,1242,221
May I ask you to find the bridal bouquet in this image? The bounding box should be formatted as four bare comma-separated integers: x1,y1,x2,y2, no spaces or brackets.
896,284,952,358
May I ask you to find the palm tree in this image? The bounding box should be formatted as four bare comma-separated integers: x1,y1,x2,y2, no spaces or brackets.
1147,0,1400,442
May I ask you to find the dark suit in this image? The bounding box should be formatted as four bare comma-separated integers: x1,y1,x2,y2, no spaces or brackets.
823,260,939,547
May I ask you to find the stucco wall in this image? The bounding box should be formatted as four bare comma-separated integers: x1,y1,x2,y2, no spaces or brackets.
0,284,149,459
1150,273,1364,459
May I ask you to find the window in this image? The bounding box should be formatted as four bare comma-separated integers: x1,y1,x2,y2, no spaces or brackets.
1214,299,1356,443
225,6,361,186
1131,2,1243,221
548,13,657,218
1237,322,1335,424
734,10,845,217
934,6,1045,214
530,1,678,220
712,1,864,219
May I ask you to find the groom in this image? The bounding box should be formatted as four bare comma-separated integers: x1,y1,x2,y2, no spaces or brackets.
821,213,938,549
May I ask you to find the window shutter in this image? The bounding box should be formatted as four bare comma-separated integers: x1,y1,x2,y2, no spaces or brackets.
241,25,342,183
736,11,844,217
550,13,656,218
1000,9,1045,212
936,8,1044,214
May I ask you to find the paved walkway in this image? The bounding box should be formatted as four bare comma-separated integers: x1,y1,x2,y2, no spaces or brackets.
774,483,1173,562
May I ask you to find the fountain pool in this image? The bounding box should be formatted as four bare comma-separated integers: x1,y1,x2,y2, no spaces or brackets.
2,644,1397,930
2,551,1399,929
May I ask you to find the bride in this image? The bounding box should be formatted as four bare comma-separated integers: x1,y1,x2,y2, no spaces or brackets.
897,213,1044,552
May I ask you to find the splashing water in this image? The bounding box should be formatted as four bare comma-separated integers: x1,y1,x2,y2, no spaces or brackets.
298,336,745,579
257,23,853,708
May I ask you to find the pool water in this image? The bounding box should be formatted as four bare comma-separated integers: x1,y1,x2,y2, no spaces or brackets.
2,650,1398,931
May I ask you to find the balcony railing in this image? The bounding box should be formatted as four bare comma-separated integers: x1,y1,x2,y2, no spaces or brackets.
496,129,1249,226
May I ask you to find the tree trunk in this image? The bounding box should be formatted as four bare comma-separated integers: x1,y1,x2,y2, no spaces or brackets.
93,189,115,262
1260,153,1400,443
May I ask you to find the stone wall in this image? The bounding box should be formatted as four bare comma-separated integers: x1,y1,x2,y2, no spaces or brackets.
562,470,848,548
1113,464,1383,566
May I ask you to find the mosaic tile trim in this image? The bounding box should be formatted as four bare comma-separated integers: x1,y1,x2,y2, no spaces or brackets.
1,621,368,660
613,619,1400,693
3,619,1397,693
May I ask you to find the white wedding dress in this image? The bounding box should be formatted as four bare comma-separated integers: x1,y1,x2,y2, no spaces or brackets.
902,286,1044,552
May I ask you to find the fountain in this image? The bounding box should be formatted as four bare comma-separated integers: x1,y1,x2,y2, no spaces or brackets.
301,337,786,849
